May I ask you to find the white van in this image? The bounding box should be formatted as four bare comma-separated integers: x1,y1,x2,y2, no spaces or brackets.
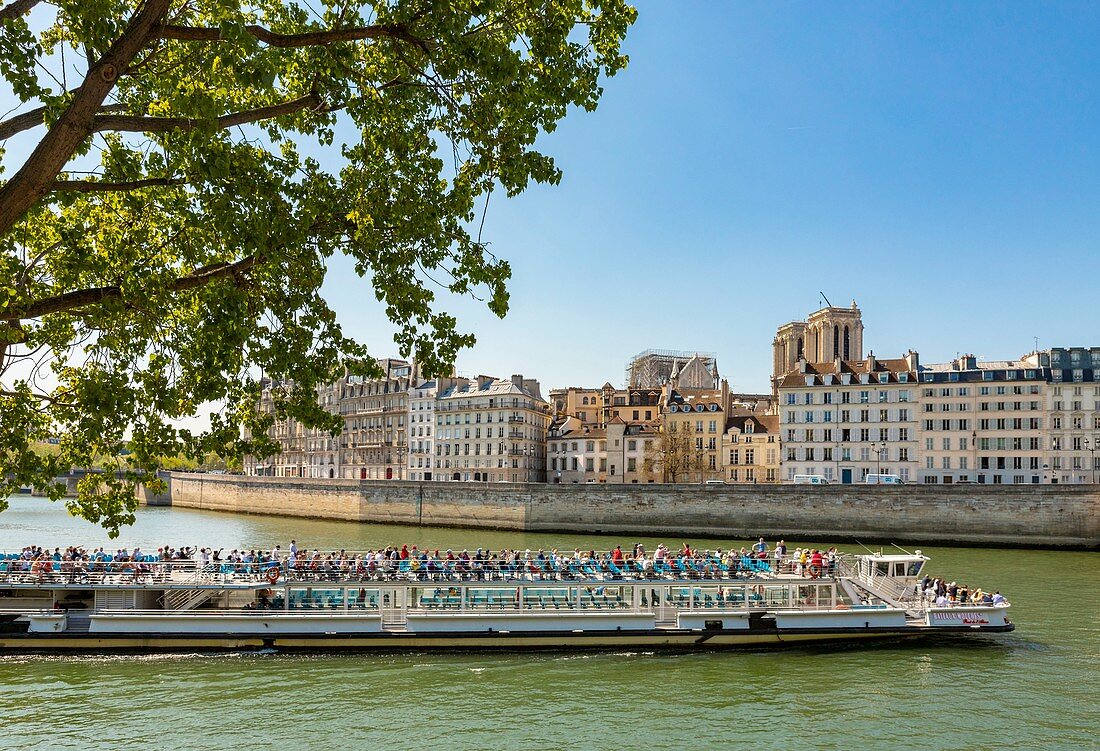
865,474,904,485
792,474,830,485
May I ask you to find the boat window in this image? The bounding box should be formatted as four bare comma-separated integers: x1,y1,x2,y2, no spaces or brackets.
347,588,380,609
876,562,891,576
464,588,519,610
906,560,923,577
764,585,791,608
288,587,345,609
523,587,573,609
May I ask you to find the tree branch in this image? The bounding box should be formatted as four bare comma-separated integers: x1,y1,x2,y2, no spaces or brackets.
0,0,171,237
93,93,322,133
160,22,430,54
11,255,261,320
0,0,42,21
0,103,128,141
51,177,187,192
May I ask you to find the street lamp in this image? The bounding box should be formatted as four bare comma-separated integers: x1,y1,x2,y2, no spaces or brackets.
871,441,887,483
1085,438,1098,485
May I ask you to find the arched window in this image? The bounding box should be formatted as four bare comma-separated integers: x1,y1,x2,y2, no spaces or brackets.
833,325,840,358
844,325,851,359
796,337,804,360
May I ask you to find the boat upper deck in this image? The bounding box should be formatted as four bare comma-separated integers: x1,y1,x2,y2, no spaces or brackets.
1,551,826,589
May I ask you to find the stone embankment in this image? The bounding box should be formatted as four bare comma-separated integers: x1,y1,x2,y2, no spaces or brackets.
141,472,1100,550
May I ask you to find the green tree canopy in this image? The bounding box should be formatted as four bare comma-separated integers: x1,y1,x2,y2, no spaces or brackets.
0,0,636,533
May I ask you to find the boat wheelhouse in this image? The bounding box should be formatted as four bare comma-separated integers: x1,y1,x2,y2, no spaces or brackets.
0,548,1013,653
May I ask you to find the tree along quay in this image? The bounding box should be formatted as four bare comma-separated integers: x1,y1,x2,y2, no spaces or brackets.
141,472,1100,551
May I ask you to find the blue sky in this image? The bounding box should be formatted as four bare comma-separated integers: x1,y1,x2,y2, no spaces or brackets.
323,1,1100,394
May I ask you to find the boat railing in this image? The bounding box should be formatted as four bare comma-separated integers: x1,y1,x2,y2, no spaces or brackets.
0,555,851,588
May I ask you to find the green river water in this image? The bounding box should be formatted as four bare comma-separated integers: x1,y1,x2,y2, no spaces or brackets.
0,494,1096,750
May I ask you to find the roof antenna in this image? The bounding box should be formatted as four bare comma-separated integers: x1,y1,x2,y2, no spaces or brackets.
853,539,876,555
819,291,833,308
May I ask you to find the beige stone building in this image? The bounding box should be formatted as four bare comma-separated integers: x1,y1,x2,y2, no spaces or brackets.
654,387,727,482
246,379,342,478
1041,347,1100,484
547,415,659,483
434,375,551,482
549,383,663,426
721,412,781,483
916,355,1047,485
246,358,420,480
339,358,420,480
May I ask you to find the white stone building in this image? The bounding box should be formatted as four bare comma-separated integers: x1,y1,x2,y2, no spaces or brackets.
434,375,551,482
777,353,920,483
407,376,469,481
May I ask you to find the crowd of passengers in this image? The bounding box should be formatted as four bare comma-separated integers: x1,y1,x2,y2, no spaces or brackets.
3,538,838,584
0,545,207,583
918,575,1006,607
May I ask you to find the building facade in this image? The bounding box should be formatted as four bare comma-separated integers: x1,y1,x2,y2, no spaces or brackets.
434,375,551,482
656,388,726,482
339,359,419,480
1045,347,1100,484
547,415,659,483
778,353,920,483
407,376,469,481
916,355,1048,485
720,412,781,483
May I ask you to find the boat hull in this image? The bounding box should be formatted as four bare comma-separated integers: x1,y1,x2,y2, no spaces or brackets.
0,623,1013,654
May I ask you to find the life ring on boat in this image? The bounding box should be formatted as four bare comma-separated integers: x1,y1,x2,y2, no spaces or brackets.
808,564,822,578
265,567,281,584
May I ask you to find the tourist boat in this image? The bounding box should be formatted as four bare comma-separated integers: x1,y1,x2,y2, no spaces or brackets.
0,549,1013,653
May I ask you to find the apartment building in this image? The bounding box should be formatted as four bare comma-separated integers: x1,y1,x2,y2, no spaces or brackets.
547,415,659,483
1045,347,1100,484
916,355,1047,485
721,412,781,483
434,375,551,482
246,379,342,478
407,376,469,481
339,358,420,480
549,383,663,427
778,353,920,483
658,388,727,482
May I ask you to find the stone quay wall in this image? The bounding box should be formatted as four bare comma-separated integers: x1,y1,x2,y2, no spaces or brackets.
156,472,1100,549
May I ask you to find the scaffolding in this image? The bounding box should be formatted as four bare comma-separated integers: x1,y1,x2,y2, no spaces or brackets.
626,349,718,389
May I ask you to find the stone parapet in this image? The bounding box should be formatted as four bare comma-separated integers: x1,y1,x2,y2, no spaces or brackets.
155,473,1100,550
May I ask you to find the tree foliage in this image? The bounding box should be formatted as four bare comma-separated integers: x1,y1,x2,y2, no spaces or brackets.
0,0,636,533
642,424,704,483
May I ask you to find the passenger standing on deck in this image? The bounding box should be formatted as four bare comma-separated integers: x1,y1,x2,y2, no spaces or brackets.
752,537,767,559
